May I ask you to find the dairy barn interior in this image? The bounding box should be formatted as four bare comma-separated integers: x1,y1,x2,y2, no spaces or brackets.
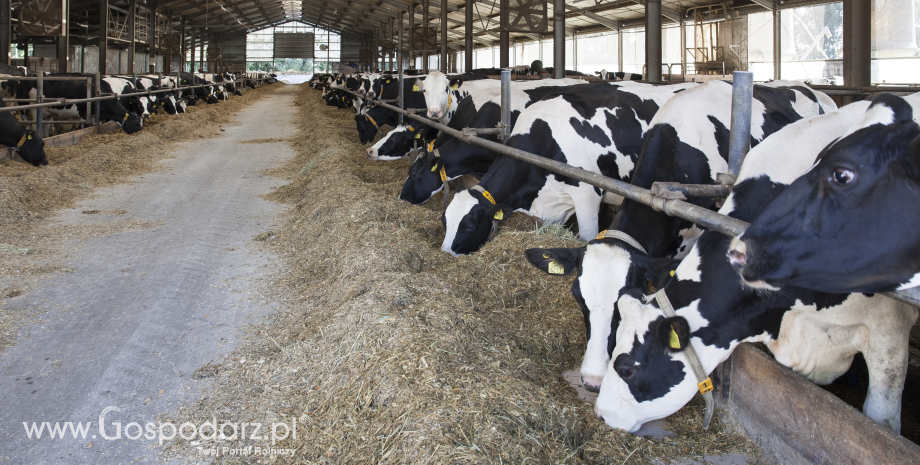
1,0,920,462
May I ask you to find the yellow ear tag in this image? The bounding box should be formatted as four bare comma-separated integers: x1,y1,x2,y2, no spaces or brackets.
548,260,564,275
408,126,414,131
451,83,458,90
412,85,420,91
431,164,438,172
493,209,503,220
596,230,607,240
415,134,421,139
670,270,676,277
27,134,32,140
386,80,391,83
669,326,681,350
428,140,435,152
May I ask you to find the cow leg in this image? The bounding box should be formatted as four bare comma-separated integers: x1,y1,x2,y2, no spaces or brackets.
572,188,602,241
860,301,917,434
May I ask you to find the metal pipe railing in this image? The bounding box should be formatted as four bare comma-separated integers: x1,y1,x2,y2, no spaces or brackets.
343,77,920,308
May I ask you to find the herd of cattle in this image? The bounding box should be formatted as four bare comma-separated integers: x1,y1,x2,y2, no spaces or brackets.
312,69,920,437
1,66,278,167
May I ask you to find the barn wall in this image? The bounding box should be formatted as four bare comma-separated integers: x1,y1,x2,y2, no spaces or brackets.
340,33,361,65
223,32,248,71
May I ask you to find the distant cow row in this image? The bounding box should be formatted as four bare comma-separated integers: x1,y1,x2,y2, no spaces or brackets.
310,68,920,437
1,68,276,167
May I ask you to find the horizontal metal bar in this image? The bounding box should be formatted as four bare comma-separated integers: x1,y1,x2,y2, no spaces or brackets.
16,120,90,124
462,127,503,136
0,76,94,81
0,84,217,113
650,182,733,200
354,89,920,307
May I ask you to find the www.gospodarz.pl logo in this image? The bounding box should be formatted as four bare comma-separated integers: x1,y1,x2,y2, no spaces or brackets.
22,406,298,450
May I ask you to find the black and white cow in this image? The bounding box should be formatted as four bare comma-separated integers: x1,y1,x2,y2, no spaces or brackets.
523,80,836,391
354,78,427,144
399,79,591,203
178,72,218,104
365,122,436,161
728,93,920,295
593,101,916,435
17,74,143,134
594,69,644,81
0,95,46,166
441,82,697,256
415,71,500,122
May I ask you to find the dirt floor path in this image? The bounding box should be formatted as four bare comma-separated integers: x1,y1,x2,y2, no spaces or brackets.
0,85,298,463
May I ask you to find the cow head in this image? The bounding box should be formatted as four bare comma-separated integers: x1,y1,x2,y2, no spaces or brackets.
121,91,151,119
400,143,450,204
16,129,47,166
728,94,920,294
416,72,456,119
441,188,513,256
355,114,378,145
524,241,677,392
367,124,428,161
206,88,219,104
593,291,700,433
121,111,143,134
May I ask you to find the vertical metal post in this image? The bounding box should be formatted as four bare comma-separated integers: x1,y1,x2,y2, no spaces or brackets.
728,71,753,177
85,77,91,126
0,0,9,65
128,0,136,74
500,69,510,140
499,0,509,68
99,0,108,73
843,0,871,87
398,11,405,125
617,24,623,73
553,0,564,78
198,29,204,72
773,5,781,80
645,0,661,82
440,0,447,72
57,0,69,71
680,20,686,81
95,72,101,127
180,17,186,73
36,72,43,136
190,27,196,72
389,18,395,71
422,0,429,72
464,0,472,71
408,3,415,69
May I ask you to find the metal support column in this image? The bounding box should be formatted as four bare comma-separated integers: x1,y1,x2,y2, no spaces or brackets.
371,28,377,71
56,0,69,71
728,71,754,177
389,18,395,70
180,17,186,73
499,0,509,68
500,69,510,140
645,0,661,82
127,0,136,74
422,0,429,72
843,0,871,87
465,0,473,71
440,0,447,72
99,0,108,73
0,0,9,65
553,0,564,78
198,29,204,72
398,11,405,124
680,20,686,80
408,3,415,69
773,5,781,80
618,24,623,72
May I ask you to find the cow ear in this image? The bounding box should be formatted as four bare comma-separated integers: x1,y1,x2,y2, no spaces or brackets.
655,316,691,352
524,247,583,276
449,77,462,90
487,203,513,222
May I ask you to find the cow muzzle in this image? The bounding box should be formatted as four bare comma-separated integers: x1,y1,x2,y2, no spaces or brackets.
727,237,782,291
366,148,378,160
428,109,443,119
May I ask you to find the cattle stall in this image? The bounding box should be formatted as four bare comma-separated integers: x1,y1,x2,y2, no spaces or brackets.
343,70,920,463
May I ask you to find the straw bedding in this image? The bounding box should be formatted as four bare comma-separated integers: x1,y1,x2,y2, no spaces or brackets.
161,84,764,463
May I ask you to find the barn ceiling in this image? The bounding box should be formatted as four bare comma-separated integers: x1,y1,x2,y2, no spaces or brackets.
54,0,781,48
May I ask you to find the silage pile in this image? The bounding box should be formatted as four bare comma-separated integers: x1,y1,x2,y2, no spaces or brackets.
162,85,763,463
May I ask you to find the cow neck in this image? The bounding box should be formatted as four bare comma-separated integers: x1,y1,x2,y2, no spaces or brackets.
608,201,673,258
475,155,537,209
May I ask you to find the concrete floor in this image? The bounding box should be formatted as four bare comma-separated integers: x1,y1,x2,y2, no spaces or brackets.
0,86,298,463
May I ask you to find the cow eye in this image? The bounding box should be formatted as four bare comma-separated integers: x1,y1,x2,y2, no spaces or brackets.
831,168,856,185
617,366,636,380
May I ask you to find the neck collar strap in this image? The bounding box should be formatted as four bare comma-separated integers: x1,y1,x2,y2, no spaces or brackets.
469,185,496,205
596,230,648,255
16,132,28,147
654,288,714,429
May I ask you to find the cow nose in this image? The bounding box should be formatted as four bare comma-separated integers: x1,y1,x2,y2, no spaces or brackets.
581,376,602,393
727,238,747,273
366,148,377,159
